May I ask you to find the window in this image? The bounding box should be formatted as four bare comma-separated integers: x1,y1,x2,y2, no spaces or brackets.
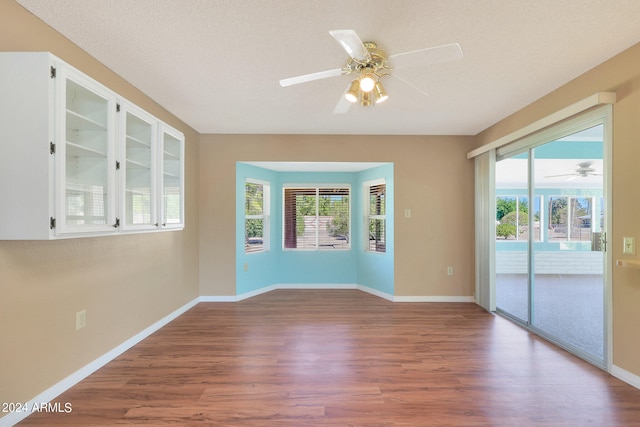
548,196,597,242
283,186,350,250
365,180,386,253
245,179,270,253
495,195,541,241
496,194,596,242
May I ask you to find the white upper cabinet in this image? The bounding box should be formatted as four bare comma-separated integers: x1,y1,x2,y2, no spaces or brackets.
57,64,118,235
0,52,184,240
159,123,185,229
119,101,158,231
0,53,54,239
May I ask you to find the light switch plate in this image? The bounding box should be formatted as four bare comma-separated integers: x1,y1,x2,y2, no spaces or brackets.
623,237,636,255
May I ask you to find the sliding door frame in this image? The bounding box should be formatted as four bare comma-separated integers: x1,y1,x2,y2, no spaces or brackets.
494,104,613,369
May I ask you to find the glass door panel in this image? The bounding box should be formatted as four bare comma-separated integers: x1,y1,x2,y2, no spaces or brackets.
161,128,183,227
123,109,155,228
63,78,112,229
494,121,606,367
495,152,529,323
531,125,605,361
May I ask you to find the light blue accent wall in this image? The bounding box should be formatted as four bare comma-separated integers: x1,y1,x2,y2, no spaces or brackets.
276,171,360,284
236,162,394,296
357,164,394,295
236,163,280,294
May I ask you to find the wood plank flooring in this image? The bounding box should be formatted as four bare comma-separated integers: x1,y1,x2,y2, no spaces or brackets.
17,289,640,426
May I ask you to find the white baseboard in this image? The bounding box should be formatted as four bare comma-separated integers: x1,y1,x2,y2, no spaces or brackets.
611,364,640,390
198,295,239,302
277,283,358,290
0,297,200,427
200,285,472,304
356,285,394,301
393,295,476,303
202,284,362,302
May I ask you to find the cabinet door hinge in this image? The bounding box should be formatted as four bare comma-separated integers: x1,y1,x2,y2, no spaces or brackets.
50,217,56,230
49,142,55,154
115,160,120,170
113,218,120,228
116,103,120,112
50,66,56,78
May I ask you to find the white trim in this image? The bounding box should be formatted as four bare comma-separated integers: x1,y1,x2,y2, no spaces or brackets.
245,177,270,186
363,179,387,254
277,283,358,290
202,285,474,304
467,92,616,159
198,294,244,302
281,184,352,251
236,284,279,301
393,295,476,303
0,297,200,427
362,177,386,187
282,182,352,189
357,285,395,301
603,104,614,373
611,365,640,390
245,179,270,254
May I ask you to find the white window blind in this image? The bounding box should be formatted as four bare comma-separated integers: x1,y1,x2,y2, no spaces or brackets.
245,180,270,253
66,184,107,225
283,186,350,250
365,181,386,253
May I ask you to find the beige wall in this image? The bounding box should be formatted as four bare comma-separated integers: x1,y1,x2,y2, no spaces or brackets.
0,0,200,408
3,0,639,416
198,134,476,297
474,43,640,377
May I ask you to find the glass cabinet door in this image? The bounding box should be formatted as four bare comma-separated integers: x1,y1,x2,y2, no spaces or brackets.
160,125,184,228
121,103,157,230
58,68,116,234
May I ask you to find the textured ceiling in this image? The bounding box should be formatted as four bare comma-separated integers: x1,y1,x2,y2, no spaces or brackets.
16,0,640,135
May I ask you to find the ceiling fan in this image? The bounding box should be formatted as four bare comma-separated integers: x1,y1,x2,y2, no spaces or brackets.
545,161,603,180
279,29,463,114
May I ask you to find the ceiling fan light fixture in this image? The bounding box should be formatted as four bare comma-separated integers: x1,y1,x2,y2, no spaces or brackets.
374,81,388,103
361,90,373,107
345,80,360,103
280,30,463,114
359,68,375,92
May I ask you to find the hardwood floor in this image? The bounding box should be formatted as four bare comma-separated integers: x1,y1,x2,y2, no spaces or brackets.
18,289,640,426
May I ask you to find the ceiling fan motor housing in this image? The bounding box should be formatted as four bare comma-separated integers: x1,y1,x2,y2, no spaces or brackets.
348,42,389,76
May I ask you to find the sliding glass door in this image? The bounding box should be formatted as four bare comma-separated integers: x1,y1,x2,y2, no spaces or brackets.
495,152,529,323
495,117,607,366
531,130,604,361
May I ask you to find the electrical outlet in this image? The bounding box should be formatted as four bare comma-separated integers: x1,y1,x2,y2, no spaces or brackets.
623,237,636,255
447,266,454,276
404,209,411,218
76,309,86,331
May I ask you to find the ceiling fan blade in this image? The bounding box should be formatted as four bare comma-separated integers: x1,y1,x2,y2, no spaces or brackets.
279,68,343,87
390,43,463,69
389,73,429,98
333,83,354,114
544,173,576,178
329,29,371,63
